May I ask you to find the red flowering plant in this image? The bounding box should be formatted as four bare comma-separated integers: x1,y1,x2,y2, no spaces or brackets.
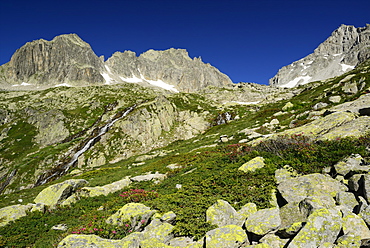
119,189,159,203
70,214,132,239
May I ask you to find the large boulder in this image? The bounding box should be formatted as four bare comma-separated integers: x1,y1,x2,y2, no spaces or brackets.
206,199,245,227
57,234,131,248
334,154,370,177
245,207,281,236
80,177,131,197
342,213,370,242
141,219,174,244
335,191,359,212
237,202,257,220
205,224,249,248
34,179,88,208
277,173,347,207
106,203,156,231
0,204,33,227
287,208,342,248
238,157,265,173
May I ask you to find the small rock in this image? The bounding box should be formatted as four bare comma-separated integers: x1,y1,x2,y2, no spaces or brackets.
313,102,328,110
342,81,358,94
160,211,176,224
166,164,181,170
220,135,228,142
52,224,68,231
282,102,294,111
130,172,166,182
329,95,341,103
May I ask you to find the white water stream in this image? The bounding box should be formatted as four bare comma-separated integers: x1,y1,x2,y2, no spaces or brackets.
37,105,136,186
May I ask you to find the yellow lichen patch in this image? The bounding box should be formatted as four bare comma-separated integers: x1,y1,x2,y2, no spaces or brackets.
106,203,155,226
0,204,33,227
34,179,88,207
57,234,128,248
205,224,248,248
245,207,280,236
238,156,265,173
288,208,342,247
140,238,173,248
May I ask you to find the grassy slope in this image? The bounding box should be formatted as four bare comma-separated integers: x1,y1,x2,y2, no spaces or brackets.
0,60,370,247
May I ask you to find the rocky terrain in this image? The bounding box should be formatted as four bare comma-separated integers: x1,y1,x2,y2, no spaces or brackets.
270,24,370,88
0,29,370,247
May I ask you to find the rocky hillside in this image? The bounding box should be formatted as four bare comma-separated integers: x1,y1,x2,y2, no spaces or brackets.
270,24,370,88
0,31,370,247
0,34,232,92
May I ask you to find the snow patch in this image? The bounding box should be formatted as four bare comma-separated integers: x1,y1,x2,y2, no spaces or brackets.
105,65,112,74
333,53,342,56
101,73,113,84
120,70,179,92
340,64,355,72
306,61,313,65
145,78,179,93
120,75,143,83
55,83,72,87
280,76,312,88
12,82,32,87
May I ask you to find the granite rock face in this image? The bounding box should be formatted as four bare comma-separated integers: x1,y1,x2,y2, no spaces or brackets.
270,24,370,87
1,34,105,86
105,48,233,92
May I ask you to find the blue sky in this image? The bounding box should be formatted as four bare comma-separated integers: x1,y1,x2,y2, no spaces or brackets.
0,0,369,85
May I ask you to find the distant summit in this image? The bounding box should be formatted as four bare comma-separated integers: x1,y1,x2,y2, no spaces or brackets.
270,24,370,87
0,34,232,92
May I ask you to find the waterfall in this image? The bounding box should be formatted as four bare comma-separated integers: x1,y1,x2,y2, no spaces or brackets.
35,104,136,186
64,104,136,172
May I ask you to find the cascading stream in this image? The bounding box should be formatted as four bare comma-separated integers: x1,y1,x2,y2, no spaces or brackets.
35,104,136,186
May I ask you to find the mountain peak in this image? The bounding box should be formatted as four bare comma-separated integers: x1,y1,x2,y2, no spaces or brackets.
51,33,91,48
270,24,370,87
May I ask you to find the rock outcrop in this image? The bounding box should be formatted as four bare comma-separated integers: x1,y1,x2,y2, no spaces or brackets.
270,24,370,87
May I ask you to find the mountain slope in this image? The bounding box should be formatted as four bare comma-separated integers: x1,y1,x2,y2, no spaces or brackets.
0,58,369,247
270,24,370,88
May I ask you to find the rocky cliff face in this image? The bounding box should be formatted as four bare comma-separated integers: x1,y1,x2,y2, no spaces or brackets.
1,34,105,86
105,48,232,92
270,24,370,88
0,34,232,92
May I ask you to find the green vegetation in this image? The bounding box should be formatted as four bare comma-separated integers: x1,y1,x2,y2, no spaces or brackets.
0,59,369,246
0,131,369,246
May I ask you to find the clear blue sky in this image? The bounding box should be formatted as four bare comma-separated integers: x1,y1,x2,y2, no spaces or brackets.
0,0,369,85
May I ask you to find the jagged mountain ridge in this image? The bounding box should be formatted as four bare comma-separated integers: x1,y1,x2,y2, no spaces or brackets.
270,24,370,88
0,34,232,92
